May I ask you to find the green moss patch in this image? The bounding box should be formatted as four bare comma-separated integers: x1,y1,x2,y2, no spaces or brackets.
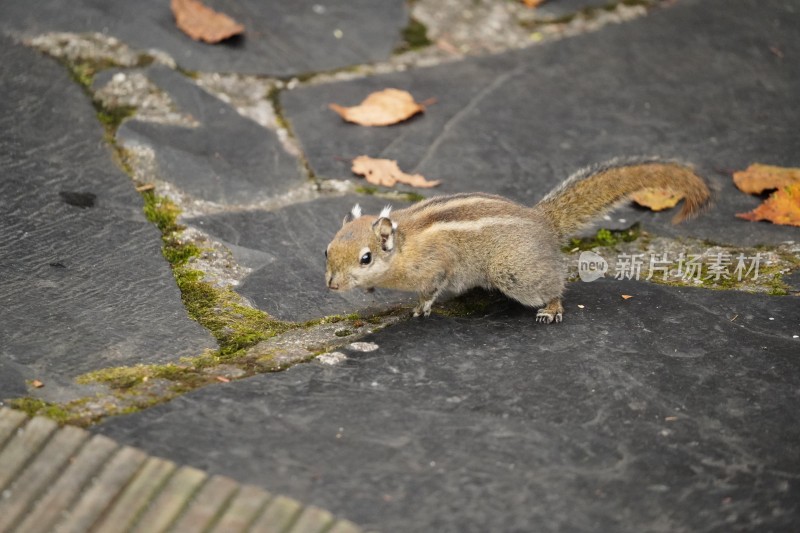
354,185,426,204
564,224,642,252
7,397,73,424
435,289,502,318
396,17,433,53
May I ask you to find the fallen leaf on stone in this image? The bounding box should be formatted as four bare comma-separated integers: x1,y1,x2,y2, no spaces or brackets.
135,183,155,193
31,379,44,388
329,89,425,127
352,156,441,188
733,163,800,194
630,188,684,211
171,0,244,44
736,183,800,226
621,294,634,300
215,376,231,383
522,0,545,7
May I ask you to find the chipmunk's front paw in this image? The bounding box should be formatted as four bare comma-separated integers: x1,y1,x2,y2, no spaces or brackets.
412,306,432,318
536,298,564,324
413,300,434,318
536,309,563,324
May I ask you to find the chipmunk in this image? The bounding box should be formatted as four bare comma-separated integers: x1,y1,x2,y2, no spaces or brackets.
325,158,710,323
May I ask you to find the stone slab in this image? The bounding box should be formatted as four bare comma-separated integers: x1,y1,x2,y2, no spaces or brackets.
0,37,215,400
187,196,414,322
0,0,408,77
94,281,800,532
536,0,630,19
117,65,305,205
281,0,800,246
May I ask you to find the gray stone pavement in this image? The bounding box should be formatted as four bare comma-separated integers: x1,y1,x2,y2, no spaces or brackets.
0,0,409,77
96,280,800,532
0,35,215,402
1,0,799,531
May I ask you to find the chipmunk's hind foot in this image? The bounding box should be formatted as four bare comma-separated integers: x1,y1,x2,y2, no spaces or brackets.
536,298,564,324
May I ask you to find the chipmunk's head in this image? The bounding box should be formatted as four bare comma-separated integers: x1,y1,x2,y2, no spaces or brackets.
325,204,397,291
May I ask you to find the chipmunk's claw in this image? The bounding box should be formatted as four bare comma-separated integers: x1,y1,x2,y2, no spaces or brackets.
536,309,563,324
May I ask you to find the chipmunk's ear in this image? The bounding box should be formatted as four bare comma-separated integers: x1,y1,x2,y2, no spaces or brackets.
342,203,362,226
373,217,397,252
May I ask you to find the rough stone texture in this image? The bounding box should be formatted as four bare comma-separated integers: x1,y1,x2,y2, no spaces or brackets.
0,37,215,400
536,0,629,18
95,280,800,532
282,0,800,246
117,66,304,206
0,0,408,77
187,196,413,322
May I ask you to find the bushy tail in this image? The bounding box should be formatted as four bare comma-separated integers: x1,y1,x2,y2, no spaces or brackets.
533,157,710,238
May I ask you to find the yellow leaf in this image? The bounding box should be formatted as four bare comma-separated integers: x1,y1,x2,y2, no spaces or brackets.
351,156,441,188
732,163,800,195
171,0,244,44
631,188,684,211
736,183,800,227
330,89,425,127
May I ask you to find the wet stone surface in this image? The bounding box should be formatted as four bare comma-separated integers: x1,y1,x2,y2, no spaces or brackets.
0,37,215,400
282,0,800,246
0,0,409,77
187,195,414,322
95,280,800,532
117,65,304,206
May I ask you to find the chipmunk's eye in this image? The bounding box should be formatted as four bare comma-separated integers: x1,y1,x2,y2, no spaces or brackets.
360,252,372,265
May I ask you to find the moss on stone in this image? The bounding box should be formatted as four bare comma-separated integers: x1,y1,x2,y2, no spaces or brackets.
564,224,642,252
396,17,433,53
95,104,135,134
435,289,500,317
175,267,294,356
354,185,426,203
7,397,74,424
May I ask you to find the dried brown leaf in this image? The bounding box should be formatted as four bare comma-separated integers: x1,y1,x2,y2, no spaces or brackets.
171,0,244,44
621,294,634,300
31,379,44,388
215,376,231,383
330,89,425,127
732,163,800,195
351,156,440,188
736,183,800,226
630,188,684,211
522,0,545,7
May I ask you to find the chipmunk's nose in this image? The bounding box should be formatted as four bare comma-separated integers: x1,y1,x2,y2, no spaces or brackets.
327,274,339,290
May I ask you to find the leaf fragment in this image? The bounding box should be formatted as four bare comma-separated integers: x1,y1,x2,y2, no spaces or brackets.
621,294,634,300
522,0,545,7
351,156,440,188
31,379,44,388
631,188,684,211
330,89,425,127
732,163,800,194
171,0,245,44
736,183,800,227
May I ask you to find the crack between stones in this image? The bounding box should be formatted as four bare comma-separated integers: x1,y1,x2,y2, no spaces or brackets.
412,63,526,174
